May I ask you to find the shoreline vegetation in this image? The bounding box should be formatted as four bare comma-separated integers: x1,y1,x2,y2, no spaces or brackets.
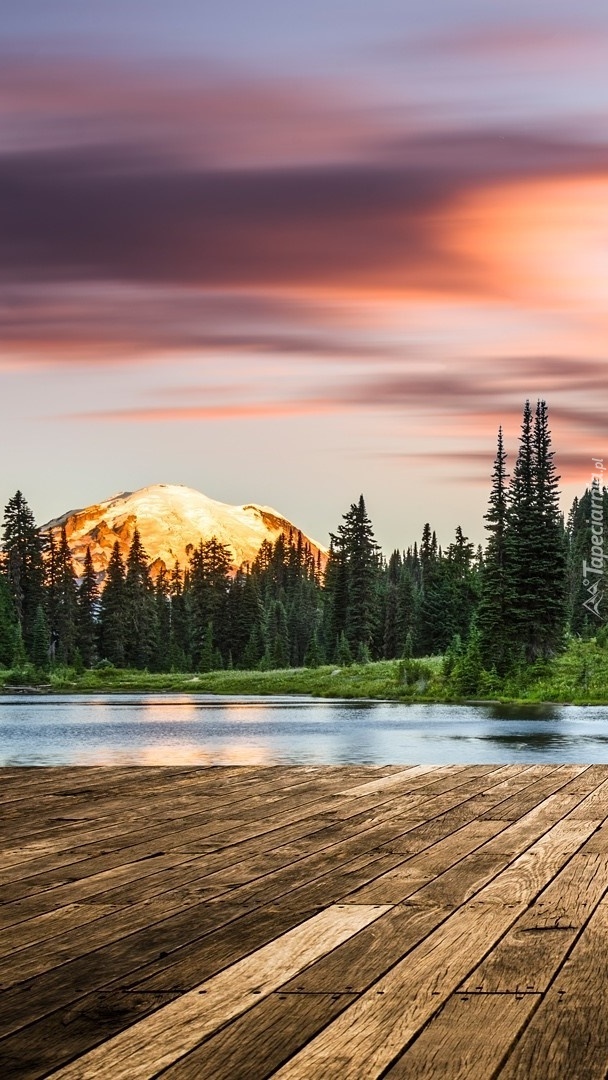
2,638,608,706
2,401,608,706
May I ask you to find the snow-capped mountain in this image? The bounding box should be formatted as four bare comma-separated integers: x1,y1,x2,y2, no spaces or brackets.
42,484,327,578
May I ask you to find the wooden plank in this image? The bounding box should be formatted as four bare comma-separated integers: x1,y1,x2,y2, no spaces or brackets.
2,764,608,1080
0,990,181,1080
0,852,205,934
281,768,581,996
280,901,452,995
335,765,438,796
348,819,507,904
0,897,254,1039
461,852,608,993
269,816,599,1079
159,991,358,1080
497,900,608,1080
48,903,391,1080
478,765,588,821
0,907,321,1075
0,768,360,877
383,992,540,1079
0,768,447,902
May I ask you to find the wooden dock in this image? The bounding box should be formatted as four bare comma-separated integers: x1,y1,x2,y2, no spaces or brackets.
2,763,608,1078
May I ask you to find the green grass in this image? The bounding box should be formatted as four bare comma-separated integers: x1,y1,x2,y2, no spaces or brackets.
1,639,608,703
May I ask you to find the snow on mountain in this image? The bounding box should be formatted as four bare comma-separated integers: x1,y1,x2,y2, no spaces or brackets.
42,484,327,578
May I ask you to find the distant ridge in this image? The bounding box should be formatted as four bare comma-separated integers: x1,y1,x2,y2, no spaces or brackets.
42,483,327,578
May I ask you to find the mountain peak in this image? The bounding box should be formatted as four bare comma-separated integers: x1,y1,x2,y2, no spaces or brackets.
42,484,327,578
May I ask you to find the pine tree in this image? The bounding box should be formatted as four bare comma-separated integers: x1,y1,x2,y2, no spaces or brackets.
168,562,191,670
478,426,513,672
123,529,157,668
382,552,401,659
262,598,289,669
336,630,353,666
78,547,99,668
53,527,79,664
31,604,50,671
227,570,261,669
187,536,232,667
321,539,349,660
451,624,484,696
98,542,126,666
11,621,28,670
506,400,567,662
0,573,17,668
330,495,380,656
199,621,215,672
1,491,45,656
529,399,567,656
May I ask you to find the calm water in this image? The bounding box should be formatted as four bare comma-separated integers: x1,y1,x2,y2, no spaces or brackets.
1,695,608,766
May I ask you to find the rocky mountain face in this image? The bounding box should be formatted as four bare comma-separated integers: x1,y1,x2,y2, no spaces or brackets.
42,484,327,579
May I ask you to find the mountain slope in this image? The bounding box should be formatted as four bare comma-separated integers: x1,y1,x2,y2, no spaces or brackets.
43,484,327,578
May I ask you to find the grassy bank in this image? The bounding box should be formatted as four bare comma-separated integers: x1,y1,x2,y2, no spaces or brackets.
1,639,608,704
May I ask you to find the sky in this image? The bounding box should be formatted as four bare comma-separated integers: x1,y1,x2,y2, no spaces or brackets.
2,1,608,552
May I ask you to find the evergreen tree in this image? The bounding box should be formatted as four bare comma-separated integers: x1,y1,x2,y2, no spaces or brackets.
78,547,99,668
168,562,191,670
98,542,126,666
262,598,289,669
336,630,353,666
186,536,232,667
451,624,484,696
396,564,417,657
0,573,17,667
321,539,349,660
199,621,215,672
382,552,401,659
416,523,446,655
329,495,380,656
242,622,264,669
53,527,79,664
1,491,45,655
11,622,28,670
227,570,261,669
31,603,50,670
123,529,157,668
506,400,567,662
478,426,513,672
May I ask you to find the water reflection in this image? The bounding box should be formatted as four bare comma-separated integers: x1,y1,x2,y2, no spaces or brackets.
1,695,608,766
485,702,563,722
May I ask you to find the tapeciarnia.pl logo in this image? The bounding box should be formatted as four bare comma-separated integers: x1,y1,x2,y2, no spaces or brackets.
582,458,605,618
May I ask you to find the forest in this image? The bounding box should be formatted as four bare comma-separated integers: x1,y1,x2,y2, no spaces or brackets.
0,400,606,696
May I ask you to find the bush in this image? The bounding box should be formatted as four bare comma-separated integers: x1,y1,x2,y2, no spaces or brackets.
397,658,432,689
4,664,46,687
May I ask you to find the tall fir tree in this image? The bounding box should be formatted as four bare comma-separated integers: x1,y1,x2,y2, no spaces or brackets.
478,426,513,672
0,572,17,668
329,495,380,656
53,527,79,664
1,491,45,656
123,529,157,669
98,542,126,666
78,546,99,668
505,400,567,662
31,603,50,671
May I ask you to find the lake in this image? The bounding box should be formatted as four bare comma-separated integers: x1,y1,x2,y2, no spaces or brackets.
1,694,608,766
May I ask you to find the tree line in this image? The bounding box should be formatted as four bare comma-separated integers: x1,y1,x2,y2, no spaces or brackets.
0,400,605,679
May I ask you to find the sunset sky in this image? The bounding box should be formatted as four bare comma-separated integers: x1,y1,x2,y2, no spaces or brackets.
2,1,608,551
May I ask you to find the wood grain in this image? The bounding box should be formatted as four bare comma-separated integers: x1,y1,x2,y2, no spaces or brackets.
2,764,608,1080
